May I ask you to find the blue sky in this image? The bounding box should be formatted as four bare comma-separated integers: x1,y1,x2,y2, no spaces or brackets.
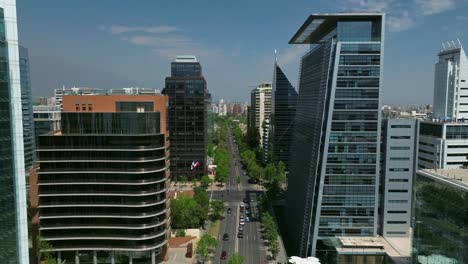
18,0,468,105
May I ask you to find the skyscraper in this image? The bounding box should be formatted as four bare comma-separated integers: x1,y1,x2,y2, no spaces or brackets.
433,41,468,120
250,83,272,146
272,59,298,170
19,46,35,176
0,0,29,262
164,55,209,178
285,13,385,257
34,94,170,263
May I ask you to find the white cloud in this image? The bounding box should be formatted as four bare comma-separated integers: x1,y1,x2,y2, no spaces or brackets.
341,0,393,11
387,11,418,32
277,46,309,66
416,0,456,15
102,25,178,34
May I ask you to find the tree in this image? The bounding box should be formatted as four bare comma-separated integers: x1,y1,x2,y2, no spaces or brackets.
210,200,225,220
196,234,218,263
36,236,57,264
269,238,279,259
228,253,245,264
170,195,201,229
179,176,188,185
201,175,212,188
194,187,209,224
263,163,277,182
207,143,215,157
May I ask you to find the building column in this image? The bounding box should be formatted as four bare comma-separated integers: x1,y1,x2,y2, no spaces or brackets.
129,254,133,264
152,249,156,264
111,251,115,264
75,250,80,264
57,251,62,264
93,251,97,264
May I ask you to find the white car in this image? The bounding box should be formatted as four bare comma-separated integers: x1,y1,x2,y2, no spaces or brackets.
240,202,245,207
239,220,245,226
245,217,250,222
239,226,244,231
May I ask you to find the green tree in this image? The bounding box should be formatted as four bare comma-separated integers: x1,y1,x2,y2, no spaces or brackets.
196,234,218,263
194,187,209,224
207,143,215,157
36,236,57,264
201,175,212,188
210,200,225,220
179,175,188,185
170,195,201,228
227,253,245,264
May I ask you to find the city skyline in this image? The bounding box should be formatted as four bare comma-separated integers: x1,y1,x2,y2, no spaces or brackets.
18,0,468,105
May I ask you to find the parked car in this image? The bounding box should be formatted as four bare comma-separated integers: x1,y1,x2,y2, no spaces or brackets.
245,216,250,222
227,208,232,214
237,232,243,238
240,220,245,226
221,251,227,260
223,233,229,241
239,226,244,231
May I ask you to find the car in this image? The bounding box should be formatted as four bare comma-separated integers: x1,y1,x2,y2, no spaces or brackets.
221,250,227,260
250,198,255,202
245,209,250,214
239,226,244,231
245,216,250,222
239,220,245,226
240,215,244,220
223,233,229,241
237,232,243,238
240,202,245,207
227,208,232,214
243,198,248,203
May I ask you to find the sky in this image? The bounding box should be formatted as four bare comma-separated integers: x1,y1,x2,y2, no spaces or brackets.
17,0,468,105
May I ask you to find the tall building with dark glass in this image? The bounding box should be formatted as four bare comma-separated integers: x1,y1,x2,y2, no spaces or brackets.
164,55,209,178
0,1,30,263
35,95,170,264
285,13,385,257
19,45,35,176
272,60,297,170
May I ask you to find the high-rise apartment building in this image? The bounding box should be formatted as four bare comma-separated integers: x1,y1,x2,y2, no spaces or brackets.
272,61,298,170
34,94,170,263
250,83,272,146
285,13,385,257
418,121,468,169
433,41,468,120
164,55,209,178
33,104,61,141
19,46,36,175
381,119,418,237
0,0,29,262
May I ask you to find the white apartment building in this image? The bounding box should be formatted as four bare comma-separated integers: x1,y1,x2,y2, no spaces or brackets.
250,83,272,146
433,41,468,120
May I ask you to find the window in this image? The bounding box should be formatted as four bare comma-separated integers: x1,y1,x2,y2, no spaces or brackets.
389,168,409,172
388,200,408,204
386,231,407,235
390,157,410,161
391,125,411,128
389,179,409,182
387,221,407,224
390,136,410,139
388,210,407,214
390,146,410,150
388,190,408,193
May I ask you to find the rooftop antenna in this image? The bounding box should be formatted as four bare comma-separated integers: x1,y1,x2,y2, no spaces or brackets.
457,38,462,47
452,40,457,48
274,49,278,64
447,41,452,49
442,42,446,50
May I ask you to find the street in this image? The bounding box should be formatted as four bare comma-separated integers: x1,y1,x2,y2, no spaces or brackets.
212,125,267,263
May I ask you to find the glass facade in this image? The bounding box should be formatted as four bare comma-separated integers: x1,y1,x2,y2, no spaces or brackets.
0,2,29,263
164,57,208,178
286,14,384,258
413,172,468,263
272,63,298,170
19,46,35,175
37,112,169,263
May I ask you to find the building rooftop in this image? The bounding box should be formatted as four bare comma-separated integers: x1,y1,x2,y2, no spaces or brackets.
418,169,468,191
289,12,384,44
174,55,198,63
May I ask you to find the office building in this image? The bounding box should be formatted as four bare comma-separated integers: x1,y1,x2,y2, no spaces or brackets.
34,94,170,263
285,13,385,257
33,104,61,141
250,83,272,146
0,0,29,262
164,55,209,178
272,60,298,170
418,121,468,169
432,41,468,120
381,119,418,237
54,87,160,110
413,169,468,263
19,46,36,176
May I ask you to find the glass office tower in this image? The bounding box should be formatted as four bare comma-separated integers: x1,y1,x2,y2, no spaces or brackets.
0,0,29,263
286,13,385,257
164,55,209,178
272,61,298,170
19,45,35,175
